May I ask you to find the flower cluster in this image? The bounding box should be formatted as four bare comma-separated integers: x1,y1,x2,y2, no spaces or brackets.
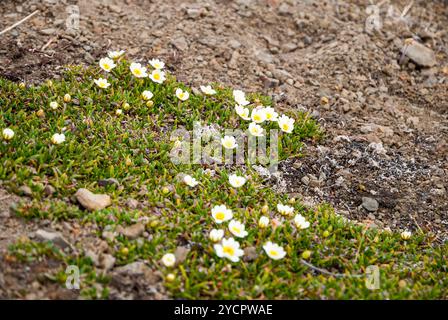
233,89,295,135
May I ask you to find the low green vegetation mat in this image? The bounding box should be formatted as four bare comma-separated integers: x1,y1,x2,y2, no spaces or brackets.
1,55,446,299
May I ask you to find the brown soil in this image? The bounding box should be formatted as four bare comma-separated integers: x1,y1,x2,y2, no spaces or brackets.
0,0,447,298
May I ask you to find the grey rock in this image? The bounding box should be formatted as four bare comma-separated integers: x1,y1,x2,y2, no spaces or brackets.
43,185,56,196
174,246,190,264
75,188,111,211
243,246,258,262
402,41,437,67
119,223,145,240
102,230,116,242
18,185,32,197
100,254,116,271
114,261,161,286
35,229,71,249
40,28,57,35
228,39,241,49
98,178,120,187
362,197,379,212
171,36,188,51
301,175,310,186
126,198,139,209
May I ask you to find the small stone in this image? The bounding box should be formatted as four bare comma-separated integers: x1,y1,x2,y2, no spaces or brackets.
98,178,120,187
174,246,190,264
75,188,111,211
186,8,201,19
263,77,279,88
362,197,379,212
40,28,56,35
243,246,258,262
402,40,437,67
43,185,56,197
18,185,32,197
102,230,116,242
120,223,145,240
114,261,161,285
406,116,419,127
301,175,310,186
35,229,71,249
228,39,241,49
100,254,116,271
126,198,139,209
171,36,188,51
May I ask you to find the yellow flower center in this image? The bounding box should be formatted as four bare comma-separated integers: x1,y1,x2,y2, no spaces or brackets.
215,212,225,220
103,63,110,69
282,124,289,131
232,227,241,234
223,246,235,256
134,69,141,76
269,250,279,257
154,73,160,80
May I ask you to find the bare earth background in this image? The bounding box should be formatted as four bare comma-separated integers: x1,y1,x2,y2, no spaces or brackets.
0,0,447,298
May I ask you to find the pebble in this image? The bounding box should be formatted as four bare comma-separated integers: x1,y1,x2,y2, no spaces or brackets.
174,246,190,264
243,246,258,262
171,36,188,51
35,229,71,249
98,178,120,187
75,188,111,211
362,197,379,212
118,223,145,240
402,41,437,67
18,185,32,197
43,185,56,197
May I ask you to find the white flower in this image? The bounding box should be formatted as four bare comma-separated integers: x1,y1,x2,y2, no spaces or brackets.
264,107,278,121
278,114,295,133
251,108,266,124
200,85,216,95
161,253,176,267
149,69,166,84
235,105,250,120
211,205,233,224
115,109,123,116
108,50,125,59
258,216,269,228
2,128,14,141
228,220,248,238
221,136,238,149
141,90,154,100
228,174,246,188
99,57,116,72
51,133,66,145
149,58,165,70
248,122,264,136
401,230,412,240
294,214,310,230
94,78,110,89
209,229,224,242
183,175,199,187
214,237,244,262
277,203,294,216
130,62,148,78
263,241,286,260
175,88,190,101
49,101,59,110
233,89,250,106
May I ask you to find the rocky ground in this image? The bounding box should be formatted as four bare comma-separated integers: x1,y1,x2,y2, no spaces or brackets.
0,0,447,298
